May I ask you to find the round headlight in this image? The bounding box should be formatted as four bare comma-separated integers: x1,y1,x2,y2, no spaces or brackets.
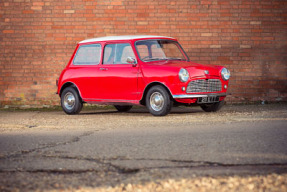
179,68,189,82
221,68,230,81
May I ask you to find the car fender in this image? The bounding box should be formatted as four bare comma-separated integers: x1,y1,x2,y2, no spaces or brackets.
59,81,83,100
140,81,173,105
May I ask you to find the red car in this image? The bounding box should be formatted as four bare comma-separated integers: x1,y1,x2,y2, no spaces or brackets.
57,35,230,116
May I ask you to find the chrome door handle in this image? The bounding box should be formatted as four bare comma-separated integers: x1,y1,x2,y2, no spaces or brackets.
100,68,108,71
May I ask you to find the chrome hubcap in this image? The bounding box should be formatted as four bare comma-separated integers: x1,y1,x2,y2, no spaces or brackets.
64,92,75,110
150,92,164,111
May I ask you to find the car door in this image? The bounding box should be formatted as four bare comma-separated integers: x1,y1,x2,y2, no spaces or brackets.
96,43,139,102
69,43,102,100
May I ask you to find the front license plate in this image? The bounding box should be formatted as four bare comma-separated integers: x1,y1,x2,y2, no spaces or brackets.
197,96,219,104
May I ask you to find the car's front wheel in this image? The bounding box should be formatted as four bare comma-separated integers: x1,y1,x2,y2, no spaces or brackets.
61,87,83,115
146,85,172,116
200,100,224,112
114,105,133,112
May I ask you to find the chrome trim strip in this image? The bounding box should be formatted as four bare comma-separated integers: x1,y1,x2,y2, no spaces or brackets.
173,93,228,99
84,98,140,105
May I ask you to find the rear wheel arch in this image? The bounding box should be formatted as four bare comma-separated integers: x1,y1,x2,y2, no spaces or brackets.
60,82,82,101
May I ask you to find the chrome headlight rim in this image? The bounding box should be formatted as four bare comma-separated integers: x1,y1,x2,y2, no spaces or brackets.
221,68,230,81
179,68,189,82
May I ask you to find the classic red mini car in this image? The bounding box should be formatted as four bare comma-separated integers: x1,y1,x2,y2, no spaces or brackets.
57,35,230,116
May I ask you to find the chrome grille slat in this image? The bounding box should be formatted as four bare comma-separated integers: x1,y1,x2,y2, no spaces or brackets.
186,79,222,93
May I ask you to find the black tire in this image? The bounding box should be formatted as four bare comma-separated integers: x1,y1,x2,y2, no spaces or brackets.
200,100,225,112
114,105,133,112
146,85,172,116
61,87,83,115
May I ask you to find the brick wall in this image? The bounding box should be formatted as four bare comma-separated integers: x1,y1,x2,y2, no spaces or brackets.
0,0,287,107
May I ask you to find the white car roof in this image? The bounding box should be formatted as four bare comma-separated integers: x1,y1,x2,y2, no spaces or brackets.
79,35,175,44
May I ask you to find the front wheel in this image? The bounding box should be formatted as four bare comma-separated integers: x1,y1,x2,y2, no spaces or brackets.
200,100,225,112
114,105,133,112
146,85,172,116
61,87,83,115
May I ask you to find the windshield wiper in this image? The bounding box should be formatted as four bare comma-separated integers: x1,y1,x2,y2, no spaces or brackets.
143,57,185,62
165,57,185,61
143,58,167,61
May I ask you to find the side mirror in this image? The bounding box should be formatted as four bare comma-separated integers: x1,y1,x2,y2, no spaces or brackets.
126,57,137,67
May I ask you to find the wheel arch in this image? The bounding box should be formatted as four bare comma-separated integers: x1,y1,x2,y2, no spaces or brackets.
140,82,173,105
59,82,83,101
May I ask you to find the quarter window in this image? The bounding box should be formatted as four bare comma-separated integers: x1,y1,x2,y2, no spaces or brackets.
73,44,101,65
103,43,136,64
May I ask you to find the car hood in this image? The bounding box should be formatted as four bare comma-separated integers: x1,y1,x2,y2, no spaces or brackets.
145,60,221,78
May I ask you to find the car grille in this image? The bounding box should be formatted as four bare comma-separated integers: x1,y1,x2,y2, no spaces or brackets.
186,79,222,93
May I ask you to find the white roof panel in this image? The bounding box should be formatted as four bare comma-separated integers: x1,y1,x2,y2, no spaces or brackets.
79,35,175,44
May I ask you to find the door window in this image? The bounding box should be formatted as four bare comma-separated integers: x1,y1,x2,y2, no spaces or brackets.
103,43,136,64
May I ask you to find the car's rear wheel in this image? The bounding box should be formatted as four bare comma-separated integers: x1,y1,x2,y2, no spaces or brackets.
146,85,172,116
114,105,133,112
200,100,224,112
61,87,83,115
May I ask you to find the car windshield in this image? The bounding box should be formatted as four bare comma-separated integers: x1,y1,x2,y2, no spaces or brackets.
135,40,188,62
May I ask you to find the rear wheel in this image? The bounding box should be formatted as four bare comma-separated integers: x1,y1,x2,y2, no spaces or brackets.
200,100,224,112
146,85,172,116
114,105,133,112
61,87,83,115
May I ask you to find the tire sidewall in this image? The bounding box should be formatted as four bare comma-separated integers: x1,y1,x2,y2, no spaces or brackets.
61,87,82,115
146,85,172,116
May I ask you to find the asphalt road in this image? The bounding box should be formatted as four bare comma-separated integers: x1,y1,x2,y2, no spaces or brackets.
0,104,286,191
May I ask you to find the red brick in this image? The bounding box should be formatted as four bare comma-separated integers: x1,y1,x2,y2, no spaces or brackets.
111,1,122,5
33,2,45,6
2,30,14,34
22,10,34,14
239,53,250,57
218,1,230,5
252,29,263,33
137,13,149,17
31,6,42,11
64,10,75,14
201,1,212,5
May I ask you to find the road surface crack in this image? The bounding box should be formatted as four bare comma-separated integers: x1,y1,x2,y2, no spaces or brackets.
22,154,287,175
0,131,94,159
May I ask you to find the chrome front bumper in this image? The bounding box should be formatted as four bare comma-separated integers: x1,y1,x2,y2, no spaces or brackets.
173,93,229,99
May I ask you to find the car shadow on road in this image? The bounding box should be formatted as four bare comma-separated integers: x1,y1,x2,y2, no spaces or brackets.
79,106,203,116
